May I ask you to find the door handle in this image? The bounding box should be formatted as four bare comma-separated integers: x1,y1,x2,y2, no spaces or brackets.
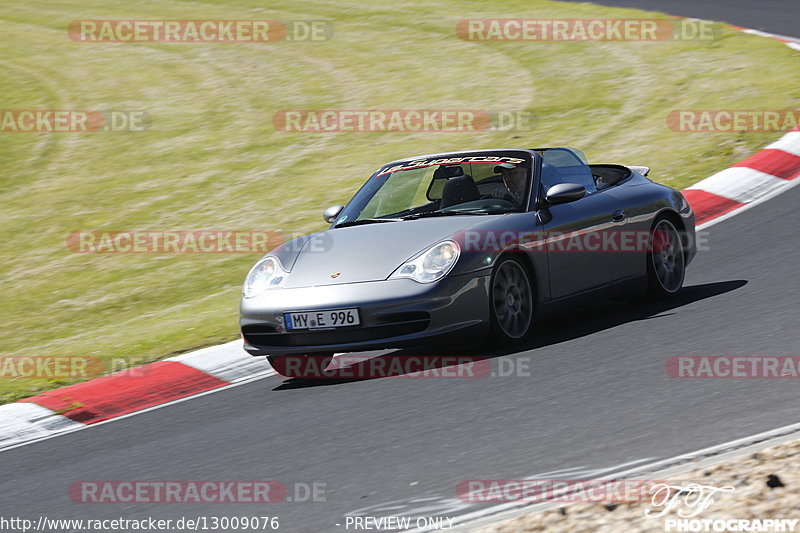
612,209,626,222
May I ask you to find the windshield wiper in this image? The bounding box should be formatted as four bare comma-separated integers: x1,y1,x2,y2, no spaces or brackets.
334,218,401,228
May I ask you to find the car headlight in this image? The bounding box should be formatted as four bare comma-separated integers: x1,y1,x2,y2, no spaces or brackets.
243,256,288,298
389,240,460,283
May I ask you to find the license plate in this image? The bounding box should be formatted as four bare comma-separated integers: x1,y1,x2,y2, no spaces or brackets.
284,308,360,330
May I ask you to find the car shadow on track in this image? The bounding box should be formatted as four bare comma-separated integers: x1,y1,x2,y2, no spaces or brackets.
486,279,748,357
272,279,747,390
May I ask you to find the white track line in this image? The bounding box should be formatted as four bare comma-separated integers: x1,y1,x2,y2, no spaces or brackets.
411,421,800,532
2,173,799,453
0,365,277,453
437,21,800,533
766,131,800,156
697,176,800,230
687,167,789,203
2,21,799,472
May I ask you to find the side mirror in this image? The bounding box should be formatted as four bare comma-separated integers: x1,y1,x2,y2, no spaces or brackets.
544,183,586,206
323,205,344,223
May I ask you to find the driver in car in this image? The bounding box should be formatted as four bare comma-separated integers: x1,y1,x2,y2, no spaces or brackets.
493,163,528,207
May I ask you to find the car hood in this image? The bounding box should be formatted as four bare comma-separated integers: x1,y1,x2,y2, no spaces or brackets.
282,216,491,288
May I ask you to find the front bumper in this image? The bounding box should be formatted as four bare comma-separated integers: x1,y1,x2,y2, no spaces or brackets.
239,273,491,356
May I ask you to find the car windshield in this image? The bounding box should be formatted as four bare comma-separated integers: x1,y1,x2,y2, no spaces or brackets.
334,151,534,226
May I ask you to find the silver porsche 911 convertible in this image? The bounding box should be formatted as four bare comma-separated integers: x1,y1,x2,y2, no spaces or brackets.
240,147,696,366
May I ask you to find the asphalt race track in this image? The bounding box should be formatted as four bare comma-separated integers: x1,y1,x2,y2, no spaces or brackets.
561,0,800,38
2,2,799,532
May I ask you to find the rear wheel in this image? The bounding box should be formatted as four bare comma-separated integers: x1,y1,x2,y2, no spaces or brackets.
489,256,534,344
647,218,686,297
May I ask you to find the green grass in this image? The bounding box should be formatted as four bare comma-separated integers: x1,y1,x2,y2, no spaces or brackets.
0,0,798,403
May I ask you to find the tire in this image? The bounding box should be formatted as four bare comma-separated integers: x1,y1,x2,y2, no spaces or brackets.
647,217,686,298
489,256,534,344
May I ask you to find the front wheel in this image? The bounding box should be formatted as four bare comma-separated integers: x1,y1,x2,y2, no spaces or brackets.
647,218,686,297
489,256,534,344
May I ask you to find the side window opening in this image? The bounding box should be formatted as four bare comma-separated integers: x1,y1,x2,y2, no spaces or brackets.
539,148,596,196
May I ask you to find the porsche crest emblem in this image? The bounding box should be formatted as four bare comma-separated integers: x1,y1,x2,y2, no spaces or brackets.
330,272,341,278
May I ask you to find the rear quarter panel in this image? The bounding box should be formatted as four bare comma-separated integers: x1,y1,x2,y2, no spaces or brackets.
612,174,696,279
